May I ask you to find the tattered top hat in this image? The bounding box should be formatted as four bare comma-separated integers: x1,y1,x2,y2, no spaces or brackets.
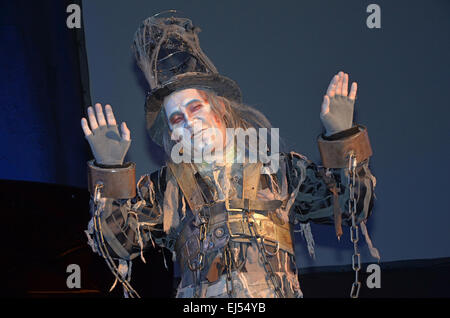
132,10,242,146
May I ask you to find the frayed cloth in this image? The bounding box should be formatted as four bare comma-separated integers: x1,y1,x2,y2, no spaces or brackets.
163,173,180,233
299,223,315,259
360,220,381,261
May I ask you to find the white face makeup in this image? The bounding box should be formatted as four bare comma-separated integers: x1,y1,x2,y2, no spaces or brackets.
163,88,227,155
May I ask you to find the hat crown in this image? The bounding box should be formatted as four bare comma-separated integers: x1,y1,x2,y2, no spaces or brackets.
133,11,218,91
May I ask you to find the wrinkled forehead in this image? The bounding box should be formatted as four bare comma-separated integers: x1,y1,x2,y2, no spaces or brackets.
163,88,208,114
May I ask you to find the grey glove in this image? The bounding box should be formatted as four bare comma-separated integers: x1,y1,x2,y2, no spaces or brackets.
320,95,355,136
85,125,131,165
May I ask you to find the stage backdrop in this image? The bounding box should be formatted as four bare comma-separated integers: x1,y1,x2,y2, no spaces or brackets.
82,0,450,267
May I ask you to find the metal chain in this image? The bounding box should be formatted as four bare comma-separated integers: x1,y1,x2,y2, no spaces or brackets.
348,153,361,298
245,212,285,298
223,244,234,297
189,211,209,298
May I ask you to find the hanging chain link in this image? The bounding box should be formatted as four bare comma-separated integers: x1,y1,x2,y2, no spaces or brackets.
188,221,206,271
189,209,210,298
348,152,361,298
223,243,234,297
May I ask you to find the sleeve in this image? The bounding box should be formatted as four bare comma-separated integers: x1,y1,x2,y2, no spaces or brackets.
288,152,376,228
85,165,168,262
286,125,377,236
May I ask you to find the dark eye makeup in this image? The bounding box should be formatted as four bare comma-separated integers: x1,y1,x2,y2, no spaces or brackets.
190,103,203,112
170,115,184,124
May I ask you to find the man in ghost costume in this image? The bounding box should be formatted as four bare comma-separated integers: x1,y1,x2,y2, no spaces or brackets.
81,13,378,298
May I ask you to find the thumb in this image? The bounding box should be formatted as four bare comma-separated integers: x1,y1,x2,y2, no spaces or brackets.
120,122,131,141
320,95,330,116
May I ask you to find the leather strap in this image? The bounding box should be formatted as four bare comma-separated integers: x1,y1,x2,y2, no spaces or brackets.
319,169,343,240
87,160,136,199
317,125,372,168
329,184,343,239
227,198,283,211
242,162,262,200
226,214,294,255
167,161,206,212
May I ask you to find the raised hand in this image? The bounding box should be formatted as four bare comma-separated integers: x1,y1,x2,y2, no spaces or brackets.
81,103,131,165
320,71,358,136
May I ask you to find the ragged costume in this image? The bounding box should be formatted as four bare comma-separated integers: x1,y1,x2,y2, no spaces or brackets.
84,12,378,298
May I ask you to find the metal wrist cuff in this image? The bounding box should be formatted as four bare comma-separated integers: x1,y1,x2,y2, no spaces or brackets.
87,160,136,199
317,125,373,168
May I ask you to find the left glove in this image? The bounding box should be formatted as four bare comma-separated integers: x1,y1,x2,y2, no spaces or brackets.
320,95,355,136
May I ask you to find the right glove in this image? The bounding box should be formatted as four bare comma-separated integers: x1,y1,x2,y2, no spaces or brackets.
85,125,131,166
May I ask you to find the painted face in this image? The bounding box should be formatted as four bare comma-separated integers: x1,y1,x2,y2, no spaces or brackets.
163,88,227,155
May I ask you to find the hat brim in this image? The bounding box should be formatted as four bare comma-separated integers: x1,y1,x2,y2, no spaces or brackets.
145,72,242,146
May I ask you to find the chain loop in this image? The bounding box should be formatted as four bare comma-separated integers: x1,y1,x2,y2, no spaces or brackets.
224,244,234,297
93,182,104,204
199,222,207,242
261,237,280,256
192,218,208,297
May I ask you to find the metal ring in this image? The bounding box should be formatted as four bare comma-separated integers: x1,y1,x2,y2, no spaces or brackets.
261,237,280,256
214,226,225,239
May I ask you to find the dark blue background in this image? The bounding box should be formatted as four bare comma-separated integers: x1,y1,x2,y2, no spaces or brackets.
0,0,89,187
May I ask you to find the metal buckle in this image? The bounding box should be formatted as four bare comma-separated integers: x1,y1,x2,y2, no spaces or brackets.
225,199,244,212
261,237,280,256
226,218,244,238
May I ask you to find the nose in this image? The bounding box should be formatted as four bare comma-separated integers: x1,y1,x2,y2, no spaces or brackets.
185,113,202,131
185,115,195,129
